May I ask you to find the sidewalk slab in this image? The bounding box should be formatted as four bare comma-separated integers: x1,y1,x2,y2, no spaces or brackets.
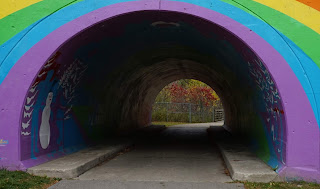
27,140,133,179
49,180,245,189
208,126,278,182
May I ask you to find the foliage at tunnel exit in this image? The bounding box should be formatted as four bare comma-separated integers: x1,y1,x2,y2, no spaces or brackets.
0,169,60,189
155,79,221,107
152,79,223,123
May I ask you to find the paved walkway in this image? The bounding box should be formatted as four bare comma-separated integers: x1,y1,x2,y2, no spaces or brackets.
50,180,244,189
50,123,244,188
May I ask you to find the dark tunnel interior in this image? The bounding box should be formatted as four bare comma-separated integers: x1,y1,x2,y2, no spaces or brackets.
21,10,286,169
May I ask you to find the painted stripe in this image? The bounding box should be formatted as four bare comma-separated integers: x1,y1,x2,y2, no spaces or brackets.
220,0,320,68
1,0,319,70
296,0,320,11
1,0,319,49
253,0,320,34
0,0,319,125
0,0,43,19
0,0,82,45
1,0,319,71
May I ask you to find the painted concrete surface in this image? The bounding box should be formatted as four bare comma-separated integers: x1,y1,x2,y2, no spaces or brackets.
49,180,244,189
1,0,320,182
1,10,298,174
27,139,133,178
78,126,232,183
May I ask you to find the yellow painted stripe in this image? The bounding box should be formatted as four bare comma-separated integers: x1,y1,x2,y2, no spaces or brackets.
296,0,320,12
253,0,320,34
0,0,43,19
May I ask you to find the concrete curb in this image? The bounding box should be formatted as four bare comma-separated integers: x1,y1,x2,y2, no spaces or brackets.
218,143,278,182
207,126,279,183
27,141,133,178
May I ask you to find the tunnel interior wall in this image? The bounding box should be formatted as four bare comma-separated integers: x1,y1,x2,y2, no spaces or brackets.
19,11,286,170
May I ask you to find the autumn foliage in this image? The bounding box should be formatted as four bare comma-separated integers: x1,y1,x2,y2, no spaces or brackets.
155,79,220,107
153,79,222,122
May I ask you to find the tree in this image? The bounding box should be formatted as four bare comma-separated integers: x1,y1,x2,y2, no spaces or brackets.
153,79,222,122
156,79,220,107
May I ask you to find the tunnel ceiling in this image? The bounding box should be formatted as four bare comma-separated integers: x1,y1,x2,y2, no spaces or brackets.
21,11,285,169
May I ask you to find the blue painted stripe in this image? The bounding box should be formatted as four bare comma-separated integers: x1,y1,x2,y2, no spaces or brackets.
0,0,319,124
280,33,320,124
0,22,39,80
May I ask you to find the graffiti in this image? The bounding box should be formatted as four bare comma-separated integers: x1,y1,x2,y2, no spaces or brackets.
21,132,31,136
39,92,53,149
22,119,31,129
23,110,34,118
26,91,38,104
247,59,286,166
0,139,8,146
20,51,88,159
59,59,88,120
21,52,61,137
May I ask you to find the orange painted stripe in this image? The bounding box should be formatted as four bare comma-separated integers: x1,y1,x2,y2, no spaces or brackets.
296,0,320,11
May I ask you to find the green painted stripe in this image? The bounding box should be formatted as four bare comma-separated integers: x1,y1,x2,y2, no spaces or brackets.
0,0,82,45
221,0,320,68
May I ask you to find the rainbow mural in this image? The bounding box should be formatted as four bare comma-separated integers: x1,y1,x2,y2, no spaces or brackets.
0,0,320,182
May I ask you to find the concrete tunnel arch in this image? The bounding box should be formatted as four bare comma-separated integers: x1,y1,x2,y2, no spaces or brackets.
0,1,319,181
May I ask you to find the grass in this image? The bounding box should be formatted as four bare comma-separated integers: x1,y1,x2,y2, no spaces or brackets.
1,169,320,189
239,181,320,189
0,169,60,189
152,121,188,127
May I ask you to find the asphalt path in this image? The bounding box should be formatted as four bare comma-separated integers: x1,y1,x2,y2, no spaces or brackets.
50,122,244,189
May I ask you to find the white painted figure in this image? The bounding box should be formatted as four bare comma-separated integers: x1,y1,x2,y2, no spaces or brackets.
39,92,53,149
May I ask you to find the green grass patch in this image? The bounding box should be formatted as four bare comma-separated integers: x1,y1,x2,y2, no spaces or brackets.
152,121,188,127
0,169,61,189
239,181,320,189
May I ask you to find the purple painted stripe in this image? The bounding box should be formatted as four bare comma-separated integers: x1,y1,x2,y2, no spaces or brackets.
0,0,318,178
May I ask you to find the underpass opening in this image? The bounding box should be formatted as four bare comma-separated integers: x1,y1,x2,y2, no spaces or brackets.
151,79,224,124
19,10,287,172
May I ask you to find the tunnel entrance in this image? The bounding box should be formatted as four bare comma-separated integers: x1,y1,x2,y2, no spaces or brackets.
20,10,286,171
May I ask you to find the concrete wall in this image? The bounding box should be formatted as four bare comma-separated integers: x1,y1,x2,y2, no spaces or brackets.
0,0,320,182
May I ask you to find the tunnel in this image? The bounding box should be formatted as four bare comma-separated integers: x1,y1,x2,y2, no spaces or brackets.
0,0,320,182
19,10,286,167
